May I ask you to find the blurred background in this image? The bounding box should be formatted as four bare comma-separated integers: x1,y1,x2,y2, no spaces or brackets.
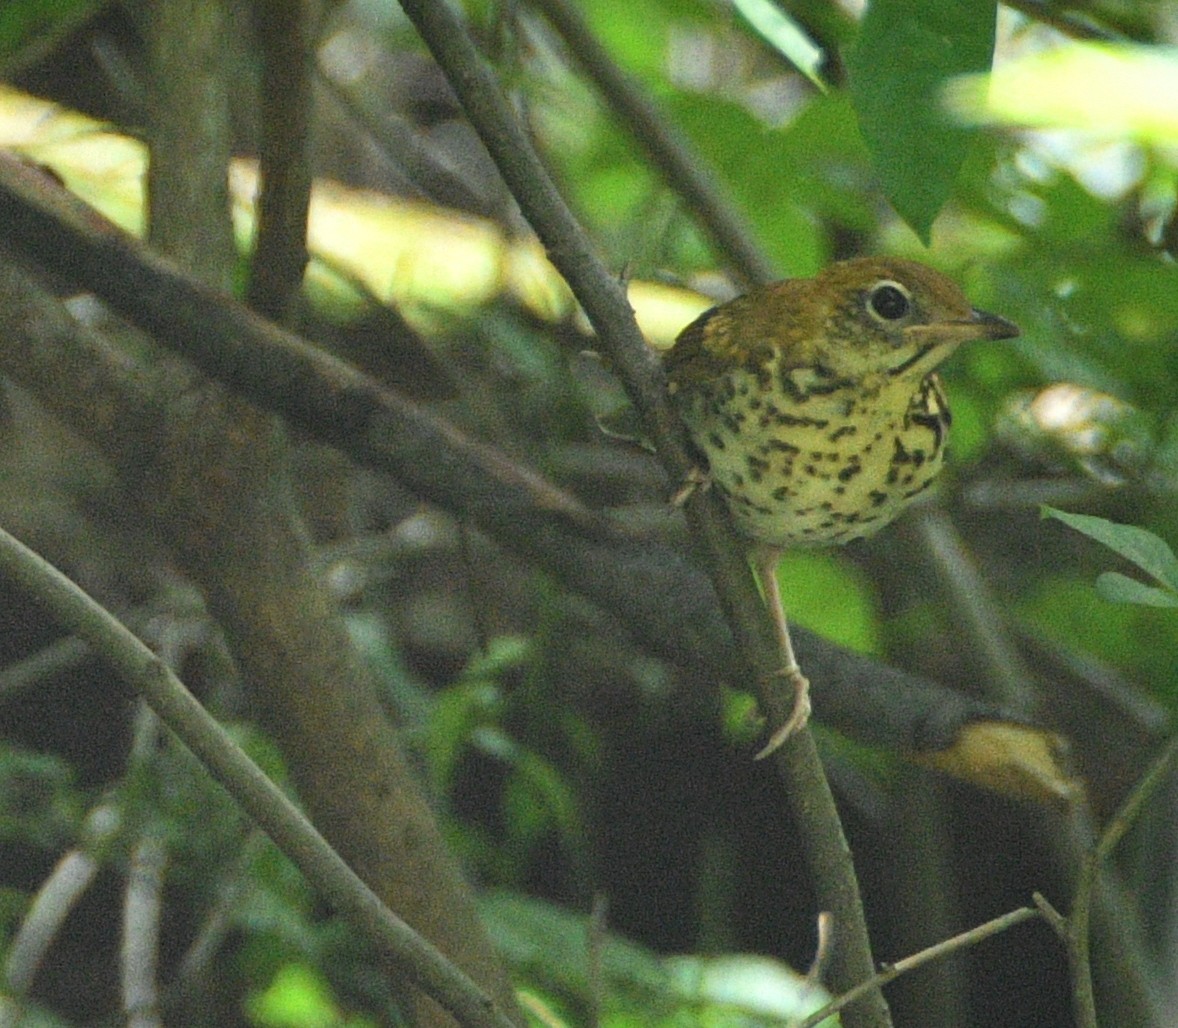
1,1,1177,1025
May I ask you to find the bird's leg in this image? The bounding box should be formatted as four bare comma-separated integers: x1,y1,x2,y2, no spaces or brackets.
752,547,811,759
669,464,711,508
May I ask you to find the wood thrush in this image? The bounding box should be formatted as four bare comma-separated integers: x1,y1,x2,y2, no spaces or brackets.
663,256,1019,756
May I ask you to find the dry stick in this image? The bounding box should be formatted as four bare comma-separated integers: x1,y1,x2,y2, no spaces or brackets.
1066,736,1178,1028
247,0,319,320
392,2,890,1025
796,905,1042,1028
918,510,1163,1020
0,525,519,1028
527,0,777,286
2,801,119,1002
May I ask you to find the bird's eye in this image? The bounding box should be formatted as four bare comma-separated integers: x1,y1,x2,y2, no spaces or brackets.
867,281,911,323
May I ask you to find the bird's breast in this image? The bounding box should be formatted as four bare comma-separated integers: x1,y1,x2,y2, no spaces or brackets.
672,365,951,549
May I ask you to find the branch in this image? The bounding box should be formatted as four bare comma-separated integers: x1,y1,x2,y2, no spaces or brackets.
145,0,236,289
796,906,1042,1028
526,0,777,285
0,524,520,1028
3,800,118,1003
247,0,321,319
0,167,1037,772
1065,736,1178,1028
388,3,888,1024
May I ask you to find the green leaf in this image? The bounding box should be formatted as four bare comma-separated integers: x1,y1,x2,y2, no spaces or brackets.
245,962,374,1028
946,43,1178,143
481,892,673,1006
1042,507,1178,592
480,893,837,1024
846,0,1000,242
1095,572,1178,608
775,551,881,655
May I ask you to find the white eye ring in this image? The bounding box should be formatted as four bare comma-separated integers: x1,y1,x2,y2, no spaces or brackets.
866,280,912,323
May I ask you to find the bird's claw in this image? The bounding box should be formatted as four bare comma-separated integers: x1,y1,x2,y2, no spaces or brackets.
754,666,811,760
670,465,711,508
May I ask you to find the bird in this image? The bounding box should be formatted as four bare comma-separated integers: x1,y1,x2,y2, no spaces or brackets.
663,256,1019,757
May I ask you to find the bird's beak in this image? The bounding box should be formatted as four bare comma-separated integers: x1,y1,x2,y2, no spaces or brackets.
905,308,1020,354
967,308,1020,341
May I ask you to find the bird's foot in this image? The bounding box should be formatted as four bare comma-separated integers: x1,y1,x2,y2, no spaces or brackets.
670,465,711,507
754,665,811,760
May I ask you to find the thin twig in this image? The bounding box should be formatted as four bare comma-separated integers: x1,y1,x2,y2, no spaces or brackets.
171,831,266,1004
315,60,496,217
527,0,777,285
3,799,120,999
1032,891,1067,940
796,906,1042,1028
0,524,520,1028
917,508,1037,714
1066,736,1178,1028
123,834,167,1028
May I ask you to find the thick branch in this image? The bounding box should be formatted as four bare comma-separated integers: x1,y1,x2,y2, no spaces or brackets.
0,166,1020,758
139,5,523,1019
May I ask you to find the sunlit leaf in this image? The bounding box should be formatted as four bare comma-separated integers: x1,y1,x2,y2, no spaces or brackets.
947,43,1178,142
245,963,373,1028
731,0,827,90
666,953,836,1023
0,84,713,344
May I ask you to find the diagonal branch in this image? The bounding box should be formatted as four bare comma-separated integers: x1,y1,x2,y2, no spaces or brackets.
797,905,1043,1028
0,524,519,1028
382,3,889,1023
0,155,1027,760
526,0,778,285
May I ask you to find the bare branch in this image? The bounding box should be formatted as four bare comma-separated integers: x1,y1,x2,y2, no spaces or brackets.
0,163,1032,763
392,1,890,1023
0,524,521,1028
797,906,1042,1028
527,0,777,285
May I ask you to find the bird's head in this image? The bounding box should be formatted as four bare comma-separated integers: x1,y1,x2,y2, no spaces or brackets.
796,256,1020,382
